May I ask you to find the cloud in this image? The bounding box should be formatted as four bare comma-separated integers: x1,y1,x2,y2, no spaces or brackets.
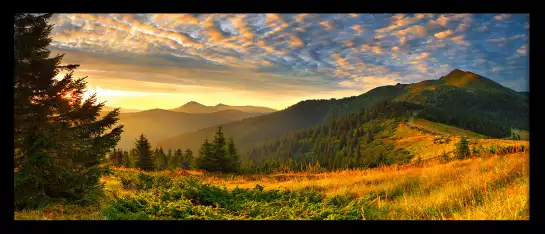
375,14,424,34
361,44,382,55
494,14,511,21
477,24,489,32
434,29,454,39
320,20,334,31
517,44,528,56
456,16,472,32
339,76,398,92
451,35,469,45
429,14,469,27
351,24,364,34
49,13,529,110
490,66,504,72
294,13,309,24
415,52,430,60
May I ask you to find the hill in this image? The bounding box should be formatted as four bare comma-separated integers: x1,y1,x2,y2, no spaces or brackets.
170,101,277,114
102,106,142,113
157,85,406,152
157,69,528,153
113,109,262,149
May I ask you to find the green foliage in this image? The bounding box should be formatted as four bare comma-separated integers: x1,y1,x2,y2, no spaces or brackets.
244,101,420,172
181,149,195,170
153,147,168,171
455,137,471,160
198,127,241,173
102,173,379,220
135,134,154,171
13,13,122,210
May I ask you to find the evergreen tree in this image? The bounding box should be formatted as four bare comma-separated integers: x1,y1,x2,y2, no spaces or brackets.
168,149,181,170
14,14,123,209
135,134,154,171
166,149,173,169
153,147,167,171
122,150,130,168
181,149,194,169
129,148,139,168
455,137,471,160
212,126,229,172
197,137,216,171
226,137,241,173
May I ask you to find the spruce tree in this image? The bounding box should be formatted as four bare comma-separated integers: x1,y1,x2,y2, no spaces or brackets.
168,148,182,170
181,149,194,169
227,137,241,173
14,14,123,209
122,150,130,168
455,137,471,160
135,134,154,171
129,148,139,168
153,147,166,171
211,126,229,172
197,137,214,171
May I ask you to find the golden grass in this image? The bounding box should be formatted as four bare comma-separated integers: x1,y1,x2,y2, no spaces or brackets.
392,121,529,161
15,152,529,220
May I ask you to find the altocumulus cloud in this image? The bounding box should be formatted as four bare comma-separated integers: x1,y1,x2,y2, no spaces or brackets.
49,13,529,109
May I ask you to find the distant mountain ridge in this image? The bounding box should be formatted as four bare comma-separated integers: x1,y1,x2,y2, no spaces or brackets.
112,108,263,149
102,106,142,113
157,69,528,153
170,101,276,114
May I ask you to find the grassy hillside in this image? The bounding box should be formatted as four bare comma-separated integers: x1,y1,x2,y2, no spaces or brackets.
393,119,528,161
158,69,528,153
157,85,407,152
14,151,528,220
114,109,262,149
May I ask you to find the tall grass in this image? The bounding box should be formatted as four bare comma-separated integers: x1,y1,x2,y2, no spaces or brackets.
14,152,528,220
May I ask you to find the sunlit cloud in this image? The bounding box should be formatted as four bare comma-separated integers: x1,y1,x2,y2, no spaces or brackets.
48,13,530,110
494,14,512,21
434,29,454,39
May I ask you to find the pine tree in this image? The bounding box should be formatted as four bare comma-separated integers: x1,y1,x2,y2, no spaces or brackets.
153,147,167,171
129,148,139,168
197,137,215,171
226,137,241,173
135,134,154,171
122,150,130,168
14,14,123,209
455,137,471,160
166,149,173,169
212,126,229,172
182,149,194,169
168,148,182,170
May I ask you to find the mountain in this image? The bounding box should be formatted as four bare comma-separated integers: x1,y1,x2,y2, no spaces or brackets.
157,69,528,153
102,106,142,113
170,101,276,114
113,109,263,150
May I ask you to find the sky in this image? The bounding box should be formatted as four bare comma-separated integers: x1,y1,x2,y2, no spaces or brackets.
49,13,529,110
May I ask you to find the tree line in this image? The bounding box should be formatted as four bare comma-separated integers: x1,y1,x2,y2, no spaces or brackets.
110,126,241,173
241,101,423,173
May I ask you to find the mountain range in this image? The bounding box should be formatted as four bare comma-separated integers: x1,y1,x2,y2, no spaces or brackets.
170,102,277,114
156,69,529,153
112,109,263,150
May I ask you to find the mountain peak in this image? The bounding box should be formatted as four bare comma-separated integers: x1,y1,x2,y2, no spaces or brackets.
184,101,204,106
439,69,513,92
216,103,228,107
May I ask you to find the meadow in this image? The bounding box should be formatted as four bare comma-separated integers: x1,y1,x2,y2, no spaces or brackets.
14,151,529,220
